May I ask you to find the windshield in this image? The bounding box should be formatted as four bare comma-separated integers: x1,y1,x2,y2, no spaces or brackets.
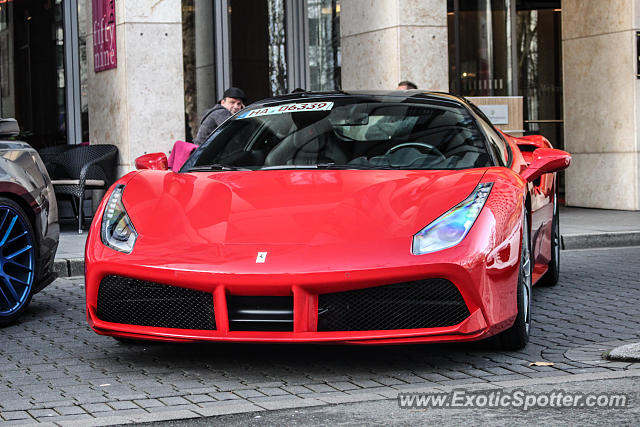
184,97,492,171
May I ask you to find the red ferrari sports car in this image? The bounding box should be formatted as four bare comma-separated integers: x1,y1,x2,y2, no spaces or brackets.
85,91,570,350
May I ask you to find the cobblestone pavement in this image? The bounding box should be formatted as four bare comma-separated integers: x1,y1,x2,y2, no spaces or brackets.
1,247,639,425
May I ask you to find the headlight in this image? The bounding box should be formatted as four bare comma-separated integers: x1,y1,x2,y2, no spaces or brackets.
101,184,138,253
412,182,493,255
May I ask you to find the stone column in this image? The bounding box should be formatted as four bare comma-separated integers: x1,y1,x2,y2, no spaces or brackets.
562,0,639,210
195,0,216,123
87,0,185,174
340,0,448,91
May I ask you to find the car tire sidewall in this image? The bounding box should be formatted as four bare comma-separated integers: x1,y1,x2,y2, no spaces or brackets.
540,188,560,287
0,197,38,326
498,207,532,350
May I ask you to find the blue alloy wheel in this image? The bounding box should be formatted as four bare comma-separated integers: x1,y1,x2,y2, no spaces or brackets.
0,198,36,325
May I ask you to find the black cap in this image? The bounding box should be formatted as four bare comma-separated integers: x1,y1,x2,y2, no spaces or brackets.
223,87,246,102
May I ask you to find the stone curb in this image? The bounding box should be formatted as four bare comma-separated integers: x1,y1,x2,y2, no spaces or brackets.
54,259,84,278
603,343,640,363
561,231,640,250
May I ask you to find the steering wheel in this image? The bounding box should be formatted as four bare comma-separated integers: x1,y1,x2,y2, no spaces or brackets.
385,142,446,160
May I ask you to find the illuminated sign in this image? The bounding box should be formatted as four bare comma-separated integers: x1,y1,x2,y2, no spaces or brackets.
92,0,117,72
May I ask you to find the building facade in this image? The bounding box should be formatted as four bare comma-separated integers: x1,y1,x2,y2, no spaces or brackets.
0,0,638,210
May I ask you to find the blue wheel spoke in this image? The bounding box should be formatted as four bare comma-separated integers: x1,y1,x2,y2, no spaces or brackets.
0,211,8,237
0,285,13,307
6,245,32,260
6,259,33,271
0,276,19,301
3,274,29,285
6,230,28,245
0,215,17,246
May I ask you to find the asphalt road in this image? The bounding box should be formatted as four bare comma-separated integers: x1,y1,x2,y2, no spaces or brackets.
149,376,639,426
1,246,639,425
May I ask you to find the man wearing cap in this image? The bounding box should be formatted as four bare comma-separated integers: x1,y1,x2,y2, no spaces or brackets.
193,87,246,145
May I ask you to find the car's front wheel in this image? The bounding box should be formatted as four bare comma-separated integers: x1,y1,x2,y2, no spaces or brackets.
497,209,532,350
0,198,37,326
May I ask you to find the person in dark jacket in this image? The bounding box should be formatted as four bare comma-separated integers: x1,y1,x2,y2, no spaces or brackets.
193,87,246,145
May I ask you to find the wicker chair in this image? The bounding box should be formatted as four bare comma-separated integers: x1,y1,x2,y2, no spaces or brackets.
48,144,119,233
37,145,76,177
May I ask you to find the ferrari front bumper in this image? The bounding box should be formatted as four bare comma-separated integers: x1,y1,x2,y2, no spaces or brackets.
85,260,509,345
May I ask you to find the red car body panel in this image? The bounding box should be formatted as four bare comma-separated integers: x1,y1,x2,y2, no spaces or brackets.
504,132,557,281
85,166,530,344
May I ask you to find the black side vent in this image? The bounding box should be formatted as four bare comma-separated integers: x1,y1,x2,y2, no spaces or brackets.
97,275,215,330
227,296,293,331
318,279,470,331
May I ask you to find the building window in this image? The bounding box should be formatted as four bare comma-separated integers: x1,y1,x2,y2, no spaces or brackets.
0,0,68,148
516,6,562,148
267,0,287,96
182,0,217,142
229,0,288,101
448,0,514,96
308,0,340,91
78,0,90,143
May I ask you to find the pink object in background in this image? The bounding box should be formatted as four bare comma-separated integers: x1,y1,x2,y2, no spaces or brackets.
93,0,117,72
167,140,198,171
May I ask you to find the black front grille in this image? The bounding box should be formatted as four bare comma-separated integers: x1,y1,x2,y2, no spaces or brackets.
227,296,293,331
97,276,215,330
317,279,470,331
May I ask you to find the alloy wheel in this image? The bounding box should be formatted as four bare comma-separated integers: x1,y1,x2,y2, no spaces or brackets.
0,205,35,319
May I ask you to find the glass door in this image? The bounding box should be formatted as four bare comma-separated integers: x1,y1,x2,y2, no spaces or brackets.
0,0,88,148
516,3,563,149
229,0,288,103
448,0,517,96
1,0,68,149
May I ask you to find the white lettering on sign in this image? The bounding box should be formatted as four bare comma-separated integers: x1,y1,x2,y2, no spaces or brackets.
92,0,117,72
238,102,334,119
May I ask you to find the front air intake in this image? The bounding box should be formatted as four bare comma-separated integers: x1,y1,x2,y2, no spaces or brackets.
227,296,293,331
317,279,469,331
97,275,215,330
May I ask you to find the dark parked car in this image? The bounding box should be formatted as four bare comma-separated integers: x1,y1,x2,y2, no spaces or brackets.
0,119,59,325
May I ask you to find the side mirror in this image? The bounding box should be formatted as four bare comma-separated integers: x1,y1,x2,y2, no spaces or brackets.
135,152,168,170
0,118,20,137
521,148,571,183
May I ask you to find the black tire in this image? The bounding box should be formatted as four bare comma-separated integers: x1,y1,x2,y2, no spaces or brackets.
113,336,143,344
539,188,560,287
497,209,532,350
0,197,38,326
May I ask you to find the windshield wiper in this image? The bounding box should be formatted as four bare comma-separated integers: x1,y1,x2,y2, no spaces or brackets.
259,165,320,170
259,163,385,171
315,163,383,170
188,164,251,172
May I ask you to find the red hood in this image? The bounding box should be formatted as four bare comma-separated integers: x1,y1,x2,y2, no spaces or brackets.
123,169,486,248
108,169,491,273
